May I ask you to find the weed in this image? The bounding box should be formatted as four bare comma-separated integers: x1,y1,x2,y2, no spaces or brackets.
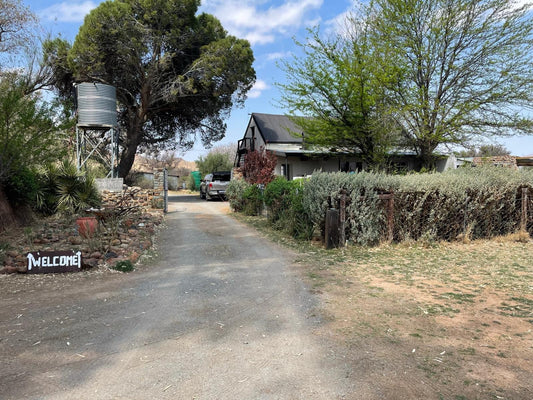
112,260,134,272
441,292,476,304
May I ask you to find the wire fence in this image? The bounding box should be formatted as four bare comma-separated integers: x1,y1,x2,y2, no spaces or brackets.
329,186,533,246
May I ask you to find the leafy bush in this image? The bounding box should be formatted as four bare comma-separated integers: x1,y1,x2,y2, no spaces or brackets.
242,184,264,216
112,260,134,272
242,148,277,184
306,166,533,245
263,176,293,222
3,167,39,207
263,177,313,239
226,179,250,211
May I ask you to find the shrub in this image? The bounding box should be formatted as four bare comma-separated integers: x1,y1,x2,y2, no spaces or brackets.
304,166,533,245
242,184,264,216
112,260,134,272
263,176,292,223
35,160,101,216
226,179,250,211
3,167,39,207
242,148,277,185
263,177,313,239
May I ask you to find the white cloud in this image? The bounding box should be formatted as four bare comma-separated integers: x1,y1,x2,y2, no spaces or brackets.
266,51,292,61
201,0,324,45
39,1,98,23
248,79,270,99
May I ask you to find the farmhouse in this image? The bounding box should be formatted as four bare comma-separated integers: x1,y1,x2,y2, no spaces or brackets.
234,113,456,179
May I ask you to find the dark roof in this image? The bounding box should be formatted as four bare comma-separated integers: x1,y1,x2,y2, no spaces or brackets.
252,113,303,144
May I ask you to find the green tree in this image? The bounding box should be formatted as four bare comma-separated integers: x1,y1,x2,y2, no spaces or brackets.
457,143,511,157
278,21,397,168
44,0,255,178
369,0,533,168
0,73,64,186
196,144,235,177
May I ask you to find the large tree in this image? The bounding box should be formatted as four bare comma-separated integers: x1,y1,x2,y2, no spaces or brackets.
45,0,255,178
0,0,36,56
278,21,397,168
369,0,533,167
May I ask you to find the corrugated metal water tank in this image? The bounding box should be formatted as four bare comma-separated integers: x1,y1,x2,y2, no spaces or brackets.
76,83,117,127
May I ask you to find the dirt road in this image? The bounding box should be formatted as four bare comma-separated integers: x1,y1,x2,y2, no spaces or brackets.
0,194,352,399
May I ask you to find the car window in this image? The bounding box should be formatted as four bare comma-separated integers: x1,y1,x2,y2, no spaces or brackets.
213,172,231,181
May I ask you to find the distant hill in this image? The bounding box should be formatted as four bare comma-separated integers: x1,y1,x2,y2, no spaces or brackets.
133,155,196,176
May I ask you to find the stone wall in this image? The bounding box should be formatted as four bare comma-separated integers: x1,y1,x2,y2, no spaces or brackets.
472,155,518,169
101,187,162,210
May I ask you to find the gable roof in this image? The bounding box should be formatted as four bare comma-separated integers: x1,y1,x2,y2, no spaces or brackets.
252,113,303,144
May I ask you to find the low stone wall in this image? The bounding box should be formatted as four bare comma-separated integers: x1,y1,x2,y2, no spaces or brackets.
101,186,162,210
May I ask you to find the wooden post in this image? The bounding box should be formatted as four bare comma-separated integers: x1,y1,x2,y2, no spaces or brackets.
325,208,340,249
339,190,347,247
521,187,528,231
379,192,395,243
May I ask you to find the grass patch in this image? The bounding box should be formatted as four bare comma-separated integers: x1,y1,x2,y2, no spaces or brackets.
111,260,134,272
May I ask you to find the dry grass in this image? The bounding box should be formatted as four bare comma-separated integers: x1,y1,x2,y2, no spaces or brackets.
235,214,533,400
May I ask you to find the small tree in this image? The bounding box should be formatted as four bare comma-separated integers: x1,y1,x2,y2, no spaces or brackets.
242,149,277,185
0,73,63,185
196,144,236,177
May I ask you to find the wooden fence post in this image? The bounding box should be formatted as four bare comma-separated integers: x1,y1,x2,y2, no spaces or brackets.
521,187,528,232
339,190,347,247
325,208,340,249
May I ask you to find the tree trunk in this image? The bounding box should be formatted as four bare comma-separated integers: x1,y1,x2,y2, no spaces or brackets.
117,112,144,178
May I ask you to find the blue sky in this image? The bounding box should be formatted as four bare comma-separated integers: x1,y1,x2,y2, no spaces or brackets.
24,0,533,160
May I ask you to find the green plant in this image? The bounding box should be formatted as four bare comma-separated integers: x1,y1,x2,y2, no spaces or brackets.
263,177,314,239
242,184,264,216
3,166,39,207
150,197,164,209
36,160,101,216
226,179,250,212
112,259,134,272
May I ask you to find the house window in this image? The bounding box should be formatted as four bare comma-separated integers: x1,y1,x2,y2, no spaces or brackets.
281,164,291,180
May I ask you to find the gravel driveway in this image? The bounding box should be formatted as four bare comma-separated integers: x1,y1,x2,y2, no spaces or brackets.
0,194,353,399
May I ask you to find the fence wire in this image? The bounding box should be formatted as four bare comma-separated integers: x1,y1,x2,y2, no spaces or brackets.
338,186,533,244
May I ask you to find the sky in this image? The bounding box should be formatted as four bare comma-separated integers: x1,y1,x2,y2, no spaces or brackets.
24,0,533,161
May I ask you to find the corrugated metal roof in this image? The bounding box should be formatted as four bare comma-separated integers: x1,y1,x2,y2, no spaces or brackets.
252,113,304,144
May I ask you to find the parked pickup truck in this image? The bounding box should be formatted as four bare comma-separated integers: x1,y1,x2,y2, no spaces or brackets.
200,171,231,200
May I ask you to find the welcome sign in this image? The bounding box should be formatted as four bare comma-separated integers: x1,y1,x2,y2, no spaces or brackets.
26,250,82,274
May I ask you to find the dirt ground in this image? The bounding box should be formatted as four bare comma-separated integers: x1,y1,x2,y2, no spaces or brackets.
288,237,533,400
1,195,532,399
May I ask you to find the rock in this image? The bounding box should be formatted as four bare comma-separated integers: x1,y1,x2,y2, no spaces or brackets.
68,236,82,245
127,229,138,236
105,251,118,260
129,251,140,263
82,258,98,269
140,240,152,250
16,265,27,273
111,239,121,246
2,266,18,274
90,252,102,259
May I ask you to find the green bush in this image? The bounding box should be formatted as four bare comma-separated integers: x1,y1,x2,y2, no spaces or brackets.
263,177,313,239
242,184,264,216
226,179,250,211
3,167,39,207
35,160,101,216
263,176,292,222
112,260,134,272
306,166,533,245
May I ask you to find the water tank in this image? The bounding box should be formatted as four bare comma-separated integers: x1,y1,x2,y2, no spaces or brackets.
76,83,117,127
